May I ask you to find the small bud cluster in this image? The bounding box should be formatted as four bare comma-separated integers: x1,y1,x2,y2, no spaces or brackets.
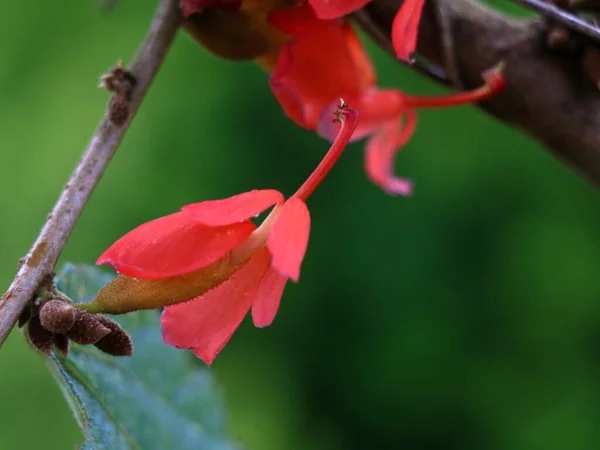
544,0,600,88
99,61,138,127
20,297,133,358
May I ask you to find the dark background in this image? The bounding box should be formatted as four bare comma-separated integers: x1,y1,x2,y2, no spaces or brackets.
1,1,599,449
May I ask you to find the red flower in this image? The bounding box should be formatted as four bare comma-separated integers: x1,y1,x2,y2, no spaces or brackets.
268,13,374,130
162,193,309,364
267,7,505,195
181,2,503,195
182,0,426,62
305,0,426,61
88,102,358,365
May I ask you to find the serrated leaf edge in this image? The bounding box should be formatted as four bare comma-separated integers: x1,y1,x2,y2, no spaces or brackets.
50,354,141,450
48,354,89,430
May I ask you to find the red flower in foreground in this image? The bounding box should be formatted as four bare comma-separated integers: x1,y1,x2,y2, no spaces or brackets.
267,6,505,195
84,102,358,365
161,192,309,364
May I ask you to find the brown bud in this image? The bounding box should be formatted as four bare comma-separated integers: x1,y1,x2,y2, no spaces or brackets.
93,316,133,357
546,27,571,49
120,79,136,101
108,94,130,128
39,300,75,334
18,306,31,328
583,47,600,89
53,334,70,357
99,62,136,93
184,10,272,61
27,317,55,356
65,310,111,345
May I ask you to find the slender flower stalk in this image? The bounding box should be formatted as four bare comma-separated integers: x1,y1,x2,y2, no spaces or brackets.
292,102,354,201
402,64,505,108
228,101,357,266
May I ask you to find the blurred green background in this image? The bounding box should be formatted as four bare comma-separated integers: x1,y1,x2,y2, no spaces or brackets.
1,1,600,449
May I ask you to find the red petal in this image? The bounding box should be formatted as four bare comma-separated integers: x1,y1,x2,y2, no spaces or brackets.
251,266,288,327
307,0,371,20
182,189,284,226
269,23,375,129
267,198,310,282
317,87,404,142
391,0,426,61
364,110,417,195
161,248,271,365
268,3,335,36
97,212,255,279
344,24,376,88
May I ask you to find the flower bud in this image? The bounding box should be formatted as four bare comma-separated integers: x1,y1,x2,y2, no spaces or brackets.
108,94,130,128
26,317,55,356
184,9,277,61
93,316,133,357
39,300,75,334
546,27,571,49
53,333,70,358
65,310,111,345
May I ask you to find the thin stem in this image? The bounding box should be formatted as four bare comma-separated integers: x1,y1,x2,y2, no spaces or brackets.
511,0,600,43
0,0,182,349
404,66,505,109
292,104,359,201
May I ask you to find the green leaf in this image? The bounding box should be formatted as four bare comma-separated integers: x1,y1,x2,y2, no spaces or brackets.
49,263,240,450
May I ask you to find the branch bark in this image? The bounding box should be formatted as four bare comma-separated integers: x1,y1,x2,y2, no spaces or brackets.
354,0,600,189
0,0,182,348
512,0,600,42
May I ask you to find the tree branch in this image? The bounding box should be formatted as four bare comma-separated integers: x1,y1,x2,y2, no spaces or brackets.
0,0,182,348
354,0,600,189
512,0,600,42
